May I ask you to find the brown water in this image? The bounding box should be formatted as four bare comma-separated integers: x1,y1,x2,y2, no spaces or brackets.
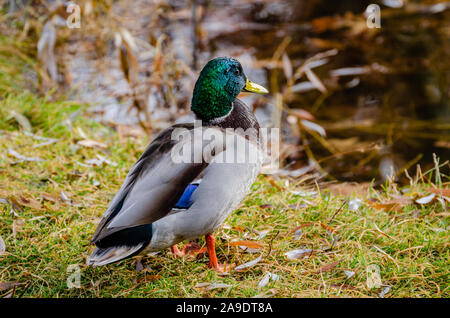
67,0,450,182
201,0,450,182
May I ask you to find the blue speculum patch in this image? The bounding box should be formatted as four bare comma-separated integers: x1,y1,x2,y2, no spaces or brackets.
174,184,199,209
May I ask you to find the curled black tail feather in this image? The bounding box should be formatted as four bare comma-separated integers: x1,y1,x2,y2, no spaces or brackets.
88,224,152,266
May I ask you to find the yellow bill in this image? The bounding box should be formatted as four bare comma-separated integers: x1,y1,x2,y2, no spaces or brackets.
243,78,269,94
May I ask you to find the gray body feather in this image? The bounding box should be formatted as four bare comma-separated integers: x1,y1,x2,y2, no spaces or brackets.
88,99,263,266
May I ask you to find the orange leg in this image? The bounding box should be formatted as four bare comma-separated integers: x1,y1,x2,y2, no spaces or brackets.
205,234,219,269
205,234,234,272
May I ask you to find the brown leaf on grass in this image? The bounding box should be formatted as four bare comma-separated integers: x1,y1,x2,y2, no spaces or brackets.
40,193,59,203
259,204,274,209
289,222,314,234
137,275,161,284
267,178,282,190
0,282,24,292
366,197,412,212
234,255,263,271
316,260,341,274
319,222,337,233
232,226,246,232
285,249,316,260
229,241,264,249
77,139,108,149
11,195,42,211
415,193,436,205
182,242,207,259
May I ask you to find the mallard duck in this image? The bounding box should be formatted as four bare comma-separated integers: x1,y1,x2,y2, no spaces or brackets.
87,57,268,271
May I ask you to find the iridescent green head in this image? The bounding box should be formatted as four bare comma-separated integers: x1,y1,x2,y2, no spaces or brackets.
191,57,268,120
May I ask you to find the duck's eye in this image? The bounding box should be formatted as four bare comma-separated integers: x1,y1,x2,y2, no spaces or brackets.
234,69,240,76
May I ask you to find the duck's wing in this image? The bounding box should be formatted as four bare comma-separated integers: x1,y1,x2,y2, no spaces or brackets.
90,123,227,245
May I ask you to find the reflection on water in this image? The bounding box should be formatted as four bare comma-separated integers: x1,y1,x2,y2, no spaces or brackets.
68,0,449,182
204,0,449,182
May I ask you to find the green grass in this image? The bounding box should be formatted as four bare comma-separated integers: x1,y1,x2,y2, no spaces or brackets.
0,94,448,298
0,32,448,298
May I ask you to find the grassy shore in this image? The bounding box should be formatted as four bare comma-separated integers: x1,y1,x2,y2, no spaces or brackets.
0,35,448,298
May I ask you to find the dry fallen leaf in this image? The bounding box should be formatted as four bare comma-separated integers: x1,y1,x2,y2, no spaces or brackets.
60,191,72,205
12,219,25,237
40,193,59,203
257,272,280,289
232,226,246,232
427,188,450,197
258,272,271,289
343,270,355,279
83,155,118,167
234,255,263,271
229,241,264,249
9,110,32,132
366,198,410,212
206,283,232,291
305,67,327,93
285,249,315,260
315,260,341,274
379,285,391,298
7,148,43,162
252,288,277,298
319,222,337,233
77,139,108,149
415,193,436,205
14,195,42,211
180,242,207,259
289,222,314,234
282,52,293,80
293,228,303,240
349,199,362,211
135,259,144,272
137,275,161,283
289,109,315,121
255,229,270,240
